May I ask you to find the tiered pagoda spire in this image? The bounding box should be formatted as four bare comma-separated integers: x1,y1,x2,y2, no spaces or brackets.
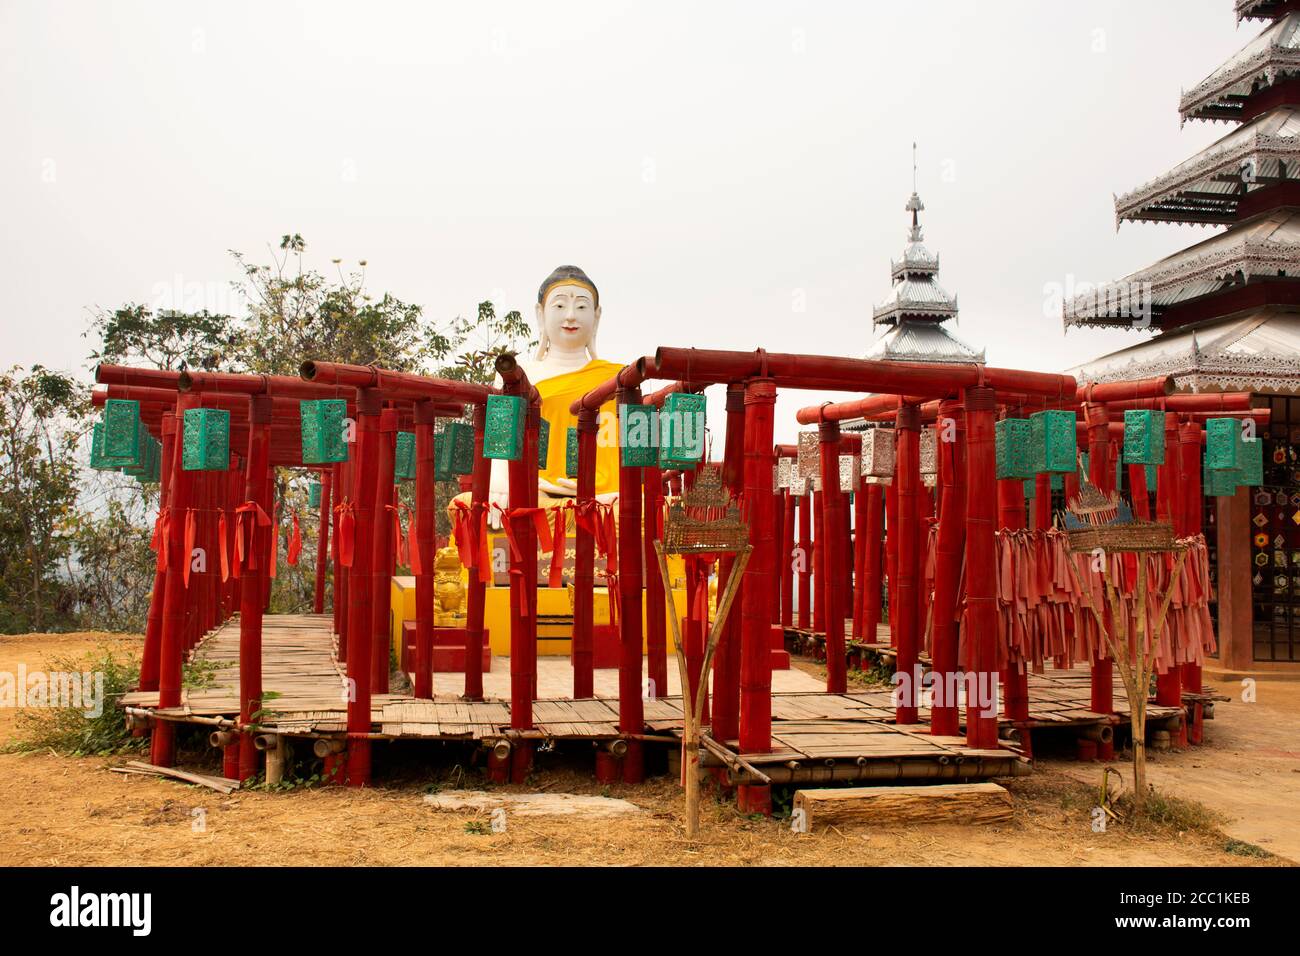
1069,1,1300,390
866,148,984,364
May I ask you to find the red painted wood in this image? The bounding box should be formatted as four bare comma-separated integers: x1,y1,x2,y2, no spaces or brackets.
739,379,776,755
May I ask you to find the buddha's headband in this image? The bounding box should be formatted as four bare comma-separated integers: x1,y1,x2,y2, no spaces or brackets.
539,279,599,309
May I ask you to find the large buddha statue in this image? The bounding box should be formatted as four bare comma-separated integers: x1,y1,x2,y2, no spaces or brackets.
487,265,623,521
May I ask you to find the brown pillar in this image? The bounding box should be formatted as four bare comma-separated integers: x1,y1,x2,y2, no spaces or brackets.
1216,485,1254,672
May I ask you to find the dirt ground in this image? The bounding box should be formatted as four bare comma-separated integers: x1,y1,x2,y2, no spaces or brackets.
0,632,1291,867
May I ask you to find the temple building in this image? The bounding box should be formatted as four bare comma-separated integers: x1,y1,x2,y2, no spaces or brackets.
1067,0,1300,669
865,183,984,365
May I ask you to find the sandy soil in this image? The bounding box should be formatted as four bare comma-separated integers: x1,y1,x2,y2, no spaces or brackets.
0,632,1289,867
1062,679,1300,863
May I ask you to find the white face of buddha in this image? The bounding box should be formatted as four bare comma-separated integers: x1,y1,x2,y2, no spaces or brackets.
537,283,599,355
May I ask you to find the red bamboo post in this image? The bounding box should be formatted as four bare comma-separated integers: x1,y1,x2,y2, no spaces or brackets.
997,478,1024,531
314,468,332,614
914,468,931,653
643,463,668,701
812,486,825,635
463,402,489,701
140,413,175,693
616,386,645,784
894,404,921,722
572,406,598,699
862,484,884,644
150,393,199,768
507,406,531,734
235,394,273,780
818,420,847,693
797,489,811,630
930,400,965,736
1128,463,1150,520
1155,412,1184,716
712,384,746,743
770,488,784,626
1179,420,1204,728
1085,401,1115,717
995,421,1029,725
851,472,866,639
738,377,776,815
782,488,796,629
370,408,397,695
413,401,436,698
512,402,542,782
1033,472,1051,530
885,479,899,645
335,455,351,657
963,386,999,750
345,387,381,786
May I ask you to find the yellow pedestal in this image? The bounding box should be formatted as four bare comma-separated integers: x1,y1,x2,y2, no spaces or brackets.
390,576,685,659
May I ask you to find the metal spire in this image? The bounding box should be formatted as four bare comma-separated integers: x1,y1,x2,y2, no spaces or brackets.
905,142,924,241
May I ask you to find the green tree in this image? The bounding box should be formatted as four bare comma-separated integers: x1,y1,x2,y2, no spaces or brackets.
0,366,86,632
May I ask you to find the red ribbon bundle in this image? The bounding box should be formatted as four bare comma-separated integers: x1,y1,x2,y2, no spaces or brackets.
233,501,272,578
287,512,302,566
150,508,170,572
217,508,230,582
334,500,356,568
182,507,197,588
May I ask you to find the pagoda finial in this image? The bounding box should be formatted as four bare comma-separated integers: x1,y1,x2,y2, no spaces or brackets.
905,142,924,242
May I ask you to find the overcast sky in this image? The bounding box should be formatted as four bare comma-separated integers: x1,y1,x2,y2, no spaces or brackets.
2,0,1251,441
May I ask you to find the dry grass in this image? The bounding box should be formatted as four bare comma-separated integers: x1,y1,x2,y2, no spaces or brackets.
0,631,1287,867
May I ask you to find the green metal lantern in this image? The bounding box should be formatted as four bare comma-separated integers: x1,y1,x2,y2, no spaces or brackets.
658,392,706,470
182,407,231,471
565,426,580,479
1029,409,1076,473
300,399,350,464
995,418,1033,480
1238,436,1263,487
394,431,416,482
537,418,551,470
483,394,524,460
1206,417,1242,471
434,421,475,480
620,404,658,467
102,399,141,461
1122,409,1165,465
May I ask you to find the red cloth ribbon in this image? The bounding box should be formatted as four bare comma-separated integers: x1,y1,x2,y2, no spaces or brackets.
150,508,170,572
233,501,273,578
450,499,478,571
385,503,411,568
269,505,279,580
182,507,197,588
549,505,566,588
287,512,303,566
407,507,423,576
334,500,356,568
217,509,229,583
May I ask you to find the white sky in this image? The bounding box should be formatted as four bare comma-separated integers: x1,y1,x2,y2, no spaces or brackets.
1,0,1253,442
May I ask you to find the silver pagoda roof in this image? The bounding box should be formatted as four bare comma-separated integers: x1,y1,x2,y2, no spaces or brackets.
1116,106,1300,225
1237,0,1294,24
863,319,984,364
872,190,961,328
1063,208,1300,328
1180,13,1300,124
1069,306,1300,393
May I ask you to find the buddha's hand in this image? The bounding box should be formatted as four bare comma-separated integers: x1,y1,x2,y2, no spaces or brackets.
595,492,618,506
539,477,577,497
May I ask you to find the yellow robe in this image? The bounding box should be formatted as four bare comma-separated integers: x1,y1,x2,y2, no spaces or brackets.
537,359,623,496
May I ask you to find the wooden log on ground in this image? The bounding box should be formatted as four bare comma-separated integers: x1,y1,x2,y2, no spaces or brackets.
793,782,1013,828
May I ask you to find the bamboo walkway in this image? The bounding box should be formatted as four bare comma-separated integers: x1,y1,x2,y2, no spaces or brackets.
127,613,1174,775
